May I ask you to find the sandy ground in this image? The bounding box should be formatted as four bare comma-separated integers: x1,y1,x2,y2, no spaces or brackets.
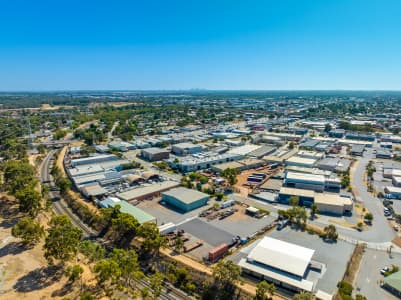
0,193,104,300
0,195,68,299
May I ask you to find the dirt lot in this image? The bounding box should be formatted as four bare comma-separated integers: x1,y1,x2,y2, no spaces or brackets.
0,194,99,300
234,167,278,198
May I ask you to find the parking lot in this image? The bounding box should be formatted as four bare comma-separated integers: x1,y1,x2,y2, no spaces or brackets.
268,227,355,295
137,198,214,224
354,249,401,300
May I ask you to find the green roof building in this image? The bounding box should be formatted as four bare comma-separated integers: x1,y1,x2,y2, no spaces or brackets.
383,271,401,298
99,197,156,224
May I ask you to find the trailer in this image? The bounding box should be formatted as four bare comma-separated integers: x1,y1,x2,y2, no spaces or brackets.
158,222,177,235
246,206,260,217
220,199,235,209
184,240,203,253
208,243,229,262
247,176,263,183
252,172,267,178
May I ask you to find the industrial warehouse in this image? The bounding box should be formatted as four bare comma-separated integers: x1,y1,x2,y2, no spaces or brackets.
161,187,210,212
278,187,353,215
238,237,319,292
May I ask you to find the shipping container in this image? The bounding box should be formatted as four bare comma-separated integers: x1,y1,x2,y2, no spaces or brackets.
247,176,263,183
252,172,267,178
208,243,229,262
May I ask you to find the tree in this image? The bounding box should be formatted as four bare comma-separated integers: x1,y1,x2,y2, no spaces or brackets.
12,217,44,247
80,291,95,300
293,291,315,300
364,212,373,224
288,141,295,149
174,237,184,254
289,196,299,207
138,222,167,258
110,213,140,245
44,215,83,264
110,248,143,286
221,168,238,187
323,225,338,242
310,203,318,219
255,280,275,300
3,160,37,194
337,281,353,299
78,240,106,262
212,260,241,289
357,222,363,231
15,187,42,216
324,123,332,132
56,177,72,195
66,264,83,282
94,259,121,285
150,272,164,299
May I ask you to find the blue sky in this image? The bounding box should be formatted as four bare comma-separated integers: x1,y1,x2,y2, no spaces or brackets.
0,0,400,90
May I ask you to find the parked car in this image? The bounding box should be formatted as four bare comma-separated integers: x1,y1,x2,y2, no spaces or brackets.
381,267,390,275
394,225,399,232
388,216,395,220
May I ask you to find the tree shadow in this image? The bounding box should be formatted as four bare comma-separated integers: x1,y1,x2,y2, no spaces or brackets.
0,217,19,229
0,201,19,220
51,281,73,297
13,265,63,293
0,241,27,258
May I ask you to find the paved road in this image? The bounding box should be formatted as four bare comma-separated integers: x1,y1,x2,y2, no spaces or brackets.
349,148,396,243
107,121,119,142
354,249,401,300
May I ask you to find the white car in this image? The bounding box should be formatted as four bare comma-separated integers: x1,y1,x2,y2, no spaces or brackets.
381,267,390,275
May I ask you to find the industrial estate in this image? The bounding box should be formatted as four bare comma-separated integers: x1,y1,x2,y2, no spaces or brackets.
2,92,401,300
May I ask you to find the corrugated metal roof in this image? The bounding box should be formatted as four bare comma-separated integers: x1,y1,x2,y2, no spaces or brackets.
99,197,155,224
246,237,315,277
162,187,209,204
116,181,179,201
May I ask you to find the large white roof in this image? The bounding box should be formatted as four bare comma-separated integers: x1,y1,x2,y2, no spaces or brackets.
247,237,315,277
286,171,325,183
227,144,261,156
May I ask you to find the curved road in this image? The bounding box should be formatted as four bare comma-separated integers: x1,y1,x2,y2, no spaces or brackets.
346,148,395,243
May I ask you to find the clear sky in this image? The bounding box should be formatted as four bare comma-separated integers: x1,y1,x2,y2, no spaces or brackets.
1,0,400,91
